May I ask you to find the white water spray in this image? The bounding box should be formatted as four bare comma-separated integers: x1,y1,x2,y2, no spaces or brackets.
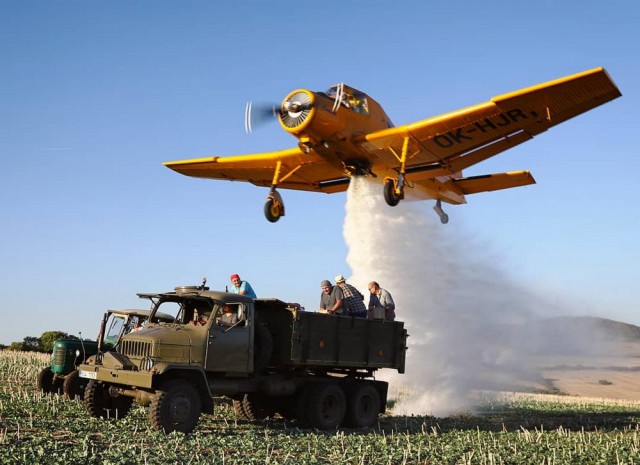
343,177,611,416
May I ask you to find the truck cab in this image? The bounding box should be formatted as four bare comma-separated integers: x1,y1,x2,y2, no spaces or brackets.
121,286,257,375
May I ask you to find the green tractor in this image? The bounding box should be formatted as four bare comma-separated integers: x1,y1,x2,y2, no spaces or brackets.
37,309,174,399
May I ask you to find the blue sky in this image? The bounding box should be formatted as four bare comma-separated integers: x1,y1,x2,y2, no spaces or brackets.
1,1,638,345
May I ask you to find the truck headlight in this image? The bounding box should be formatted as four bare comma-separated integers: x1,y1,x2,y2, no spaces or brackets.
140,357,156,372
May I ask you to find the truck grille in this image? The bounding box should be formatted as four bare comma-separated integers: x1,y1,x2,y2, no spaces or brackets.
53,346,65,366
120,340,153,359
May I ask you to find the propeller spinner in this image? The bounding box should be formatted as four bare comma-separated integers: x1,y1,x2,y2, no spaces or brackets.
244,84,345,133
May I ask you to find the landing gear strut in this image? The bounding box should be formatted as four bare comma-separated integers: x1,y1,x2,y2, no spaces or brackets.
263,160,301,223
433,199,449,224
384,136,410,207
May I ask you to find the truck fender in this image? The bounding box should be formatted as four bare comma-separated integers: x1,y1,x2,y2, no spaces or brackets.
150,363,214,411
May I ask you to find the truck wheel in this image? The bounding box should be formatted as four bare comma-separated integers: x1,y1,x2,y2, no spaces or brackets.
149,379,201,433
253,325,273,373
62,369,88,400
307,383,346,430
345,383,380,428
85,380,132,420
37,367,55,394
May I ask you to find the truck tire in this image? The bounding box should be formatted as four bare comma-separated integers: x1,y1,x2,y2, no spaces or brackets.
85,380,132,420
149,379,202,433
37,367,55,394
345,383,381,428
253,325,273,373
62,369,88,400
307,382,346,430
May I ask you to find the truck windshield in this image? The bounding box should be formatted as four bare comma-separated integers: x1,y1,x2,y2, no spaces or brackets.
153,300,183,323
152,298,213,326
103,315,126,348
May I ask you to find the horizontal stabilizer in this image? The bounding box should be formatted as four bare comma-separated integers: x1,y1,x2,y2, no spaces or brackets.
453,171,535,195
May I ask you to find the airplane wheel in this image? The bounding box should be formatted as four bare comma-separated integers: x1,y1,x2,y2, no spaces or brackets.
383,180,401,207
440,213,449,224
264,199,282,223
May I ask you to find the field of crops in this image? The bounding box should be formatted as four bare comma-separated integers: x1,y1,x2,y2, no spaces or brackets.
1,350,640,464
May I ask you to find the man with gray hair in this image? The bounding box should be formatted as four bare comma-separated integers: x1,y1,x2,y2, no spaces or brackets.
368,281,396,321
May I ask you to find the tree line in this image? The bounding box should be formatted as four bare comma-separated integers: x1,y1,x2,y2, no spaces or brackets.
1,331,81,353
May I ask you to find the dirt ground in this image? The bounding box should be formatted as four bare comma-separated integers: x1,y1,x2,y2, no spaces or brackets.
533,341,640,401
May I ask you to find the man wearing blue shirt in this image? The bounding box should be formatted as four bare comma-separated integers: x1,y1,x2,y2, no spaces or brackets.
229,273,257,298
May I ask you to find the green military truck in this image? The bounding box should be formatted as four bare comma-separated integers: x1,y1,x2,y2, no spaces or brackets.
37,309,173,399
79,285,408,433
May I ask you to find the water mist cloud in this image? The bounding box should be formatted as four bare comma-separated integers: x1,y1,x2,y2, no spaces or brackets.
342,177,615,416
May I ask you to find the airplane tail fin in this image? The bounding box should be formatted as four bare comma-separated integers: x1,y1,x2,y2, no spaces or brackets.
453,170,535,195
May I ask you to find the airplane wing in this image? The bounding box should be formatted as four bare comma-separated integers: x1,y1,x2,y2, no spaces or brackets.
453,171,536,195
164,147,349,194
361,67,621,199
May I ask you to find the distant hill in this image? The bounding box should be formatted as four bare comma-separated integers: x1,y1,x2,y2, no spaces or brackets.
548,316,640,341
520,316,640,356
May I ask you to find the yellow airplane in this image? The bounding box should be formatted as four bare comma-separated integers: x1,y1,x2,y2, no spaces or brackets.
164,68,621,223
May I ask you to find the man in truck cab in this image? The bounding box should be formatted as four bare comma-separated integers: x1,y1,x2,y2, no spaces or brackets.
186,301,212,326
219,304,239,327
190,310,209,326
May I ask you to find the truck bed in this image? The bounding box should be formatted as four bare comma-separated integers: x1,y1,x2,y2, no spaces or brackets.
255,299,407,373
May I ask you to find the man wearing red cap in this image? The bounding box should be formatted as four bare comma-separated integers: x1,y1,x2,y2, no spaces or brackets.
229,274,257,298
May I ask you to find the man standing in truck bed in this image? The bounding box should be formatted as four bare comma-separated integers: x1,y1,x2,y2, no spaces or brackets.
334,275,367,318
319,279,343,315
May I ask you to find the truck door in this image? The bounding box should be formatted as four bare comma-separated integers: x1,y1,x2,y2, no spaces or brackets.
205,302,251,374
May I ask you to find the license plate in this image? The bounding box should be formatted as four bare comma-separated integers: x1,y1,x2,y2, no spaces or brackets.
79,370,97,379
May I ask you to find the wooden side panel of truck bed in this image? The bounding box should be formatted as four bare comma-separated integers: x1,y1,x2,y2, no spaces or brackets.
256,301,407,373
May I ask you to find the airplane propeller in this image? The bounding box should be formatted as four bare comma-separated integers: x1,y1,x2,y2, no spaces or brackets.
331,83,344,113
244,101,278,134
245,84,343,134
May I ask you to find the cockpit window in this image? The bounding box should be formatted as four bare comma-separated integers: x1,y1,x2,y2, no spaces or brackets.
326,85,369,115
